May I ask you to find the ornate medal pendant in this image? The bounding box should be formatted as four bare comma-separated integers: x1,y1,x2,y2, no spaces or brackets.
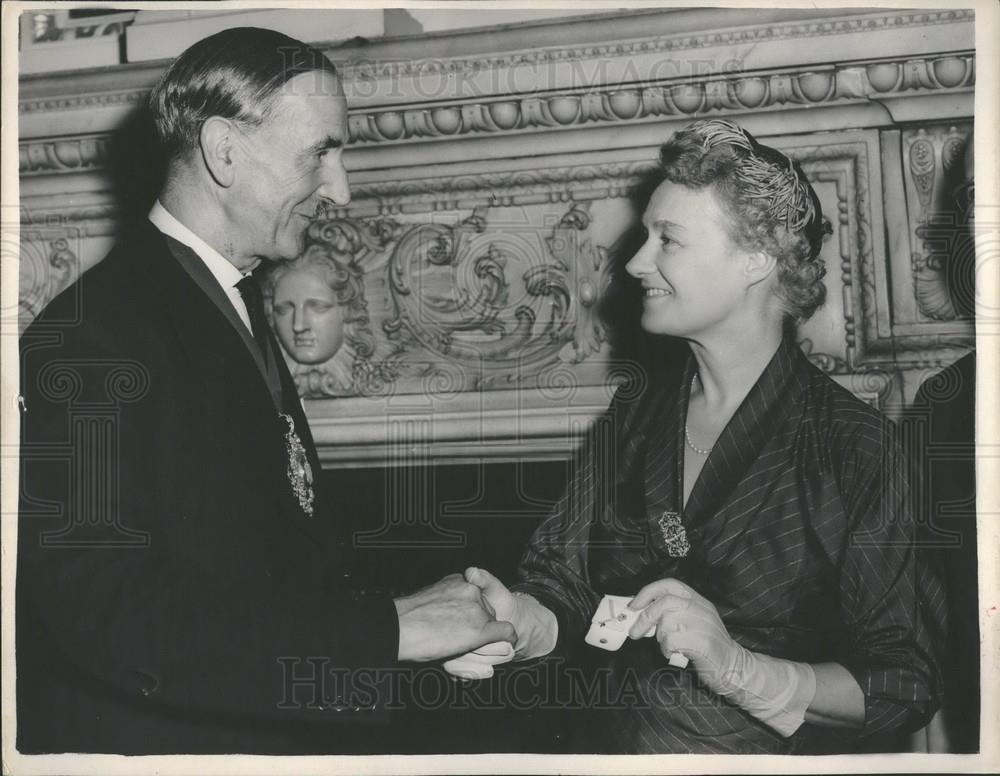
657,511,690,558
280,412,314,517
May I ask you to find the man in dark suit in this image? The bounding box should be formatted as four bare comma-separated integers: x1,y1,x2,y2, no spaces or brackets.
16,27,513,754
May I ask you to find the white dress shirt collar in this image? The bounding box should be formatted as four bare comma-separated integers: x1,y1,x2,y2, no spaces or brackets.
148,200,249,286
148,200,254,332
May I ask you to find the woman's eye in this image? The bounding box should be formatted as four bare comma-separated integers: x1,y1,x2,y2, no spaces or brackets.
659,233,674,248
273,303,292,317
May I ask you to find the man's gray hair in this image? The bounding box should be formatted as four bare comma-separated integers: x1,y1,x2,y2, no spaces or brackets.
149,27,340,161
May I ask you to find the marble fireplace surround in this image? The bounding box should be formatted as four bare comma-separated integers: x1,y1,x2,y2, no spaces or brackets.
18,7,975,466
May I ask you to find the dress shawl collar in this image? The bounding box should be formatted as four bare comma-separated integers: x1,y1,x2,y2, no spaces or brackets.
643,336,811,549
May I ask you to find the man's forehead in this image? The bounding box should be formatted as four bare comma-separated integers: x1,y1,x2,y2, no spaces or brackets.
275,69,343,99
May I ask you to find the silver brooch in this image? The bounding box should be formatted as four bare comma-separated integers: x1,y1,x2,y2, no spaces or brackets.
281,412,314,517
657,511,690,557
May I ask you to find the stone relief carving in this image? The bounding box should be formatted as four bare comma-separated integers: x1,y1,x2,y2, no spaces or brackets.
16,8,972,119
903,124,974,322
262,219,401,397
20,88,148,115
270,203,613,398
20,54,973,176
17,234,80,332
792,143,871,369
349,55,972,146
335,161,657,218
19,135,110,174
335,9,973,84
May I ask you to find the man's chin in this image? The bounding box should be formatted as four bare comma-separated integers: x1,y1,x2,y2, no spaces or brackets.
281,231,309,261
269,245,302,263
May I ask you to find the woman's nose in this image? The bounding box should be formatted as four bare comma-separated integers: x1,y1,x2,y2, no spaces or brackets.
625,240,655,278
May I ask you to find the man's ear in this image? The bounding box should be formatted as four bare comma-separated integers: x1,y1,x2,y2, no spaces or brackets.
199,117,237,188
744,249,778,288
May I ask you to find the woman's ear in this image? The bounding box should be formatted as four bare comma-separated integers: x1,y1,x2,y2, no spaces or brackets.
744,250,778,288
199,117,237,188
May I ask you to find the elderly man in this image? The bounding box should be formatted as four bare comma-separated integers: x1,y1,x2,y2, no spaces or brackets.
17,27,512,754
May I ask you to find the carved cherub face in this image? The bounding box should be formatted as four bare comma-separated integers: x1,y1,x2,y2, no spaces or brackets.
271,267,346,364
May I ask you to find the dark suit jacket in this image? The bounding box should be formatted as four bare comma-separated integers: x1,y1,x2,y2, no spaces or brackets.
907,352,978,752
17,219,399,754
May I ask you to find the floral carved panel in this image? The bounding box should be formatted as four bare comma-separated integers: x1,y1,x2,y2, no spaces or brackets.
266,202,619,399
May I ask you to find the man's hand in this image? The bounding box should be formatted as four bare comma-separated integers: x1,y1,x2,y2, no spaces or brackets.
441,567,558,679
394,574,516,662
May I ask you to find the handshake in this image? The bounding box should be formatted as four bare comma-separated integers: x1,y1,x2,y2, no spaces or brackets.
396,567,687,680
393,567,557,677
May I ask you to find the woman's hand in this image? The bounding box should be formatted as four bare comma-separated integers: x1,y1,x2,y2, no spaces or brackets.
627,577,818,737
442,567,558,680
627,577,738,693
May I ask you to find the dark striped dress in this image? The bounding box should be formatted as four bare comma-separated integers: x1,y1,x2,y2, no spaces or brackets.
514,336,945,753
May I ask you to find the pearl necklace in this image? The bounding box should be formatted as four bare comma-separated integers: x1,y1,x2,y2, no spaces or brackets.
684,373,714,457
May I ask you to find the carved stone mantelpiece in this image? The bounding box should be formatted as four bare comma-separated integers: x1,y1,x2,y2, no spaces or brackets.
16,8,977,464
18,53,975,179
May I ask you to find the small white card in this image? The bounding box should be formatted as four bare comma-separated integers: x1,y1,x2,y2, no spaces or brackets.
584,594,689,668
584,594,654,651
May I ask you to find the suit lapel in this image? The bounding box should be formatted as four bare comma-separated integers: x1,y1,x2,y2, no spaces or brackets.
161,235,282,409
130,221,322,538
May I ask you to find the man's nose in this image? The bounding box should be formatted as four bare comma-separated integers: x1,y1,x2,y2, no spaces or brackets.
317,155,351,207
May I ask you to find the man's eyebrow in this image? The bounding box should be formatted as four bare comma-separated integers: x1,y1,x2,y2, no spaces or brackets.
308,135,345,154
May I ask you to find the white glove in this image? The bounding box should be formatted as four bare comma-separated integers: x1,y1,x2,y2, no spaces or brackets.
714,644,817,737
443,640,515,680
443,567,558,680
629,577,816,737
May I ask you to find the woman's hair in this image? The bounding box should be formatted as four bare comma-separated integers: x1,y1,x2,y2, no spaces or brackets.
149,27,339,160
264,246,376,365
658,119,832,322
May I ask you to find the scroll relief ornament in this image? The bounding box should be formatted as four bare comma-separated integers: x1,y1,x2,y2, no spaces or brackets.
379,203,613,393
269,203,613,398
906,124,973,322
18,235,80,332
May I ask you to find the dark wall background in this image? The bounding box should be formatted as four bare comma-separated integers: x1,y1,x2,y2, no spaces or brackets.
321,459,581,753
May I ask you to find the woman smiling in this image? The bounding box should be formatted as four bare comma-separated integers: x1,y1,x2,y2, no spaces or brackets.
446,119,944,754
